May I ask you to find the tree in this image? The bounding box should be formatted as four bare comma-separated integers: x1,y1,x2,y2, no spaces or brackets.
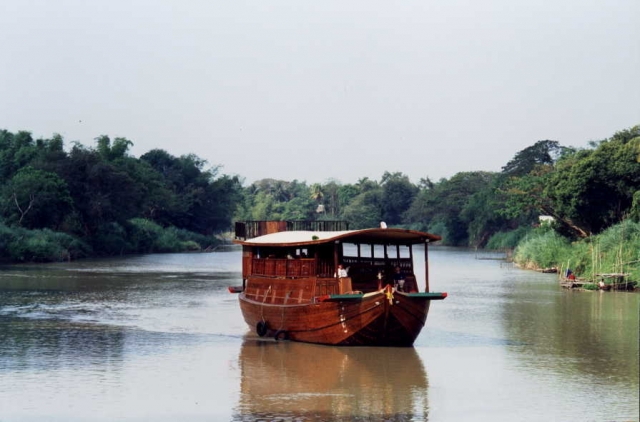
1,167,72,229
544,127,640,236
310,183,324,207
58,144,142,236
380,172,418,226
405,172,495,245
142,149,240,233
355,177,378,193
342,190,383,229
501,140,564,177
0,130,39,182
322,180,342,217
501,125,640,238
460,179,518,247
96,135,133,161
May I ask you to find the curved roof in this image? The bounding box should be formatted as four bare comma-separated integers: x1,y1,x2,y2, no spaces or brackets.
234,228,441,247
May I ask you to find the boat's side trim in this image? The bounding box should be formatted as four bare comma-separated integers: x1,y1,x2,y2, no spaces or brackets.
317,293,365,301
401,292,448,300
314,290,447,302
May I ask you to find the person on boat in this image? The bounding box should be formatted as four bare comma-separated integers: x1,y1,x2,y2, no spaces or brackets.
337,264,348,278
393,266,405,291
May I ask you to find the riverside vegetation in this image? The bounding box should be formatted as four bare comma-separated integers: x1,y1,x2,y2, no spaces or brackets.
0,132,241,261
1,125,639,285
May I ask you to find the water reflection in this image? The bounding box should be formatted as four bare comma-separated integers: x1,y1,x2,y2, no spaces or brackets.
234,340,429,421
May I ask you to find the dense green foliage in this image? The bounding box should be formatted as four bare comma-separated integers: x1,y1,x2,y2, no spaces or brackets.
0,130,241,261
502,126,640,238
1,124,638,268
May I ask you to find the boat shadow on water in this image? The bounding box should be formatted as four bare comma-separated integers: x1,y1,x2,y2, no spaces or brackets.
232,337,430,421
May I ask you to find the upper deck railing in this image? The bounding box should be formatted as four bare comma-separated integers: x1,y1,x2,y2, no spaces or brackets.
235,220,350,240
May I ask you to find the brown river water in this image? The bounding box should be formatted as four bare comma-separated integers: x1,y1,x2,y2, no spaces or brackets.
0,247,637,421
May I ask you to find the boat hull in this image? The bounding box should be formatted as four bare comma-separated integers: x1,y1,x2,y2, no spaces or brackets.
238,288,438,347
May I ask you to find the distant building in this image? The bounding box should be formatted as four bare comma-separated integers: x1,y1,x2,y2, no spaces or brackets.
539,215,555,224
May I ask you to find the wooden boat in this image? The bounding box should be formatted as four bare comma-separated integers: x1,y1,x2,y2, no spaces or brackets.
230,221,447,347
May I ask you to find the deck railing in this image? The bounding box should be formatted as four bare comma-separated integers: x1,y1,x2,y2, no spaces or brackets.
251,258,316,278
342,257,412,272
235,220,349,240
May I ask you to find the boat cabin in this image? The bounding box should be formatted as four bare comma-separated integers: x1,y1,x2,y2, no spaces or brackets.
234,221,440,304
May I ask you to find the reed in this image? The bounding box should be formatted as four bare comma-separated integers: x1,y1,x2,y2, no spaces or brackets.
514,229,572,270
584,220,640,281
513,220,640,281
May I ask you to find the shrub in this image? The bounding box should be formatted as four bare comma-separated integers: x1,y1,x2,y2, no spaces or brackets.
93,222,129,255
0,223,18,258
127,219,215,253
154,227,203,253
127,218,163,253
0,225,91,262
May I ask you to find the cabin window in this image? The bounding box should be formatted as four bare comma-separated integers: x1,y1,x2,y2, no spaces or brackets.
373,244,385,258
387,245,411,259
342,243,358,257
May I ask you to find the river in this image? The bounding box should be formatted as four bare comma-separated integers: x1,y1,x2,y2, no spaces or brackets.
0,247,637,421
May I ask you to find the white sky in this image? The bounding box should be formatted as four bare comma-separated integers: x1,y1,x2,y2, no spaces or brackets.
1,0,638,185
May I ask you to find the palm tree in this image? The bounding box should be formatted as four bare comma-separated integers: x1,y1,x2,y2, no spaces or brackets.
310,183,324,203
310,183,325,215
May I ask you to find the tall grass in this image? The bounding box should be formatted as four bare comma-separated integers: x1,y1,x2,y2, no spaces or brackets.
514,228,572,270
584,220,640,281
514,220,640,281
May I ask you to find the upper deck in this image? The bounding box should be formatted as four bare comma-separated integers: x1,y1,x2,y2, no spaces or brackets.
234,221,441,293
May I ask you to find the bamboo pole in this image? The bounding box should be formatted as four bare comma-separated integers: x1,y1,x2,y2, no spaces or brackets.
424,241,430,293
333,241,339,277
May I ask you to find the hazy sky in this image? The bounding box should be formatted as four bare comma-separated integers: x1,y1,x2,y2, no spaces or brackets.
1,0,638,185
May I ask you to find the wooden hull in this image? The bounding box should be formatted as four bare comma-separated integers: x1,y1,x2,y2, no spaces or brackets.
239,286,438,347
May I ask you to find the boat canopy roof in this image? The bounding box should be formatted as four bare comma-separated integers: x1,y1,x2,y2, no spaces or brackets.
234,228,441,247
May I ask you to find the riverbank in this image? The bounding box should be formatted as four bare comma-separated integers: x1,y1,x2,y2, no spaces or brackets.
0,219,223,264
512,220,640,291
